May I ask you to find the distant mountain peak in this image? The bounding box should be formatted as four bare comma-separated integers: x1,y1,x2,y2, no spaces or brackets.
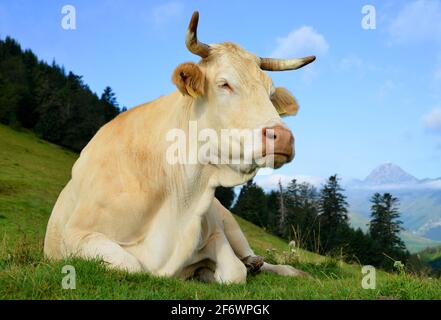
364,163,418,185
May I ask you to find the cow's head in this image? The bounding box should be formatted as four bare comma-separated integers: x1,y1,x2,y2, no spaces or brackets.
171,12,315,186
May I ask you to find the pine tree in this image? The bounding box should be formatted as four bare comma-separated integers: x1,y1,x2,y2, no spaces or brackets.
101,86,118,107
101,86,120,121
318,174,349,254
277,180,288,237
286,179,300,208
232,180,268,227
284,179,318,243
369,192,408,269
345,227,376,265
294,182,320,250
266,190,280,234
215,186,235,210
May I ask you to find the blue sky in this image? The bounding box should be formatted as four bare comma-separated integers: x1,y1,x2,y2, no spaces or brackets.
1,0,441,185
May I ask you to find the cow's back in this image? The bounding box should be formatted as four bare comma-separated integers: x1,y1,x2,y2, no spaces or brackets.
44,93,182,259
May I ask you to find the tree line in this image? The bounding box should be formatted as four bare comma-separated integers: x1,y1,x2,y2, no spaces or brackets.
0,36,124,152
217,175,410,271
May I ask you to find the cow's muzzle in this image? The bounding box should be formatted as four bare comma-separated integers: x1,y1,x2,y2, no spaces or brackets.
262,125,294,169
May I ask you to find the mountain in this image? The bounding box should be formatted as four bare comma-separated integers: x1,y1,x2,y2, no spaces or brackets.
364,163,419,185
250,163,441,248
346,163,441,244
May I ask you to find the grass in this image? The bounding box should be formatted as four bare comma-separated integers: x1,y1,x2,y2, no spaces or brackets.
1,124,441,300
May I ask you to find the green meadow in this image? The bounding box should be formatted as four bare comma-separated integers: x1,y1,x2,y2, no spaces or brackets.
1,124,440,299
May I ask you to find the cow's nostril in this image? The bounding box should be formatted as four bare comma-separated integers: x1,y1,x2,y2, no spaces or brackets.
264,128,277,140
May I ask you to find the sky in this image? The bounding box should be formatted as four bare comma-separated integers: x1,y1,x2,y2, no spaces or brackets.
1,0,441,186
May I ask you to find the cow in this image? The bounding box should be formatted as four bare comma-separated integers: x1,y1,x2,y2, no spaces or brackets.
44,11,315,284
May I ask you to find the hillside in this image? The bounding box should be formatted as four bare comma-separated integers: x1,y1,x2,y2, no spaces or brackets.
348,211,440,253
417,246,441,274
347,189,441,244
0,124,440,299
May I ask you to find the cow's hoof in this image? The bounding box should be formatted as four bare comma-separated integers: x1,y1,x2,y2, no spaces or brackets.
241,255,264,274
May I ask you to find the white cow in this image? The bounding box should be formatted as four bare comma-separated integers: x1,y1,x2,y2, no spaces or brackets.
44,11,315,283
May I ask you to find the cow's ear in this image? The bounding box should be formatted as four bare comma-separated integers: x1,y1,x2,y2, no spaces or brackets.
271,87,299,116
172,62,205,98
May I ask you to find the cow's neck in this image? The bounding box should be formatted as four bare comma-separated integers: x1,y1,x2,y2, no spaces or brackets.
161,92,217,218
135,92,258,275
158,92,256,207
136,93,217,275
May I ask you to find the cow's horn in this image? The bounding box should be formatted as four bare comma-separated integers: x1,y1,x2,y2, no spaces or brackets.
186,11,210,58
260,56,316,71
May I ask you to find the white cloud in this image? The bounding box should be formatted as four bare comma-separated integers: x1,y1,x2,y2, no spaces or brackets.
415,218,441,235
423,179,441,189
254,173,441,192
423,107,441,132
255,174,324,191
151,1,184,27
389,0,441,45
270,26,329,58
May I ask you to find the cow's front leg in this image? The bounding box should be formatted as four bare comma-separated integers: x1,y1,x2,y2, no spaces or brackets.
261,263,309,277
63,229,143,273
213,199,264,273
211,231,247,284
213,199,308,277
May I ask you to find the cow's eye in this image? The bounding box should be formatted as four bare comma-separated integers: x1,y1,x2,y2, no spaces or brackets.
218,81,233,93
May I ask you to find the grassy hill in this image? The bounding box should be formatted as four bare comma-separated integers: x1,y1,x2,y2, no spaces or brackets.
417,246,441,273
0,124,440,299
